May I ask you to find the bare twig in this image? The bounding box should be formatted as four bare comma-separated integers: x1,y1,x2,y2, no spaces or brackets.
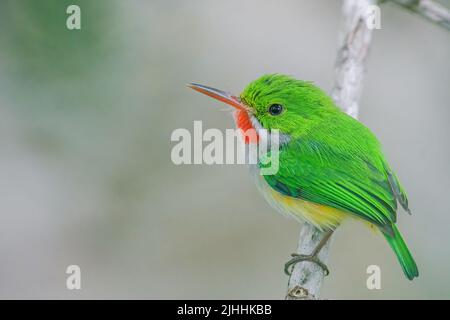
286,0,376,300
389,0,450,31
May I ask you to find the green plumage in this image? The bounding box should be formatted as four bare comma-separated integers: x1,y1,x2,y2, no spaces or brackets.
385,225,418,280
241,74,418,280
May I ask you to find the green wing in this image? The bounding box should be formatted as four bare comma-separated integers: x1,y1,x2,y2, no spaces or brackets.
262,138,407,234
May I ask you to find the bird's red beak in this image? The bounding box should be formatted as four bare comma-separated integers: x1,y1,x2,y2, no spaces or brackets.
188,82,259,144
188,83,247,111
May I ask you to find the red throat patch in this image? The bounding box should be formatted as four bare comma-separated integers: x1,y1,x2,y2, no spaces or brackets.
234,110,259,144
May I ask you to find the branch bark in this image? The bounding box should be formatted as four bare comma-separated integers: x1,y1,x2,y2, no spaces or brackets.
286,0,376,300
389,0,450,31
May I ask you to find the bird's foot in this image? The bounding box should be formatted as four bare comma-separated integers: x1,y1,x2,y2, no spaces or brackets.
284,253,330,276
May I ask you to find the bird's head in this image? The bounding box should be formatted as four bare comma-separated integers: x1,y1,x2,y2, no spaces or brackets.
189,74,336,142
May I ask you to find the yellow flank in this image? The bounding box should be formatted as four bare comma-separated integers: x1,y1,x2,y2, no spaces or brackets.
252,167,378,232
269,188,347,230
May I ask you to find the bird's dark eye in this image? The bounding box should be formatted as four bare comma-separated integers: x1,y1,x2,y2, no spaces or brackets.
268,104,283,116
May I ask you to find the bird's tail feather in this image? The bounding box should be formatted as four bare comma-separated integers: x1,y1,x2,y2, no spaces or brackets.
383,224,419,280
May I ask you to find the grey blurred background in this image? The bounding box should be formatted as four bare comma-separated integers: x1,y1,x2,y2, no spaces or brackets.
0,0,449,299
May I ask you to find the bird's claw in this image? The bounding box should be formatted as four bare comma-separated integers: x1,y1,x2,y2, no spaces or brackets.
284,253,330,276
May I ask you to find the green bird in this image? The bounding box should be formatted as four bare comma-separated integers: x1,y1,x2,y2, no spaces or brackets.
189,74,418,280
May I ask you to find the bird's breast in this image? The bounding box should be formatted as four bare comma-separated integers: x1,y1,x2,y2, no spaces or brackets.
250,165,347,231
